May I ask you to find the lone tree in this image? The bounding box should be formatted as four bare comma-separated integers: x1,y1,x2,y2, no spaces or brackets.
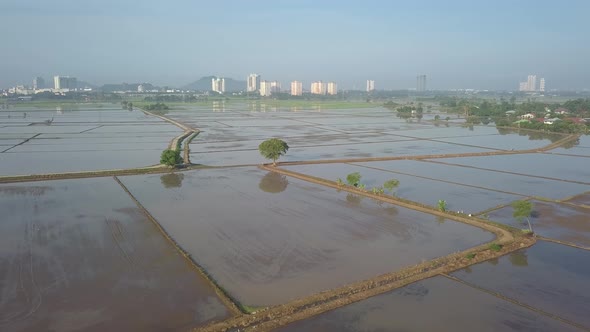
383,179,400,195
346,172,362,187
438,199,447,212
259,138,289,166
512,200,534,232
160,149,182,167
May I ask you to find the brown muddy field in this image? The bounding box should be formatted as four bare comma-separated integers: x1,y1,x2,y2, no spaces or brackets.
121,167,494,307
451,241,590,329
275,275,579,332
0,178,230,332
486,200,590,247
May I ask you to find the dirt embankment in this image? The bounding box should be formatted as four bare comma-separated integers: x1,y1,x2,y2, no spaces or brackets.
190,165,535,332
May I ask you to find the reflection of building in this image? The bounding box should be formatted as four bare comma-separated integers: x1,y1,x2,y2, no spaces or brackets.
327,82,338,95
366,80,375,92
211,77,225,93
259,80,272,96
290,81,302,96
416,75,426,92
247,74,260,92
212,101,225,112
270,81,281,93
54,76,77,90
33,77,45,90
311,81,326,95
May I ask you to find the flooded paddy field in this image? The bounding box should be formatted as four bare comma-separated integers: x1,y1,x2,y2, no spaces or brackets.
283,163,524,214
0,106,181,176
352,159,590,200
485,200,590,247
120,167,494,307
451,241,590,329
432,153,590,184
275,275,579,332
0,178,231,331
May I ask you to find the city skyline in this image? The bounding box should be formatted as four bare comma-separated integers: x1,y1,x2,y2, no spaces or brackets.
1,1,589,90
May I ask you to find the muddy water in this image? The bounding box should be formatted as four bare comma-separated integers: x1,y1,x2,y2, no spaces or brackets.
486,201,590,247
566,192,590,206
433,153,590,183
354,160,590,200
284,163,524,214
0,178,230,332
0,107,181,176
121,167,494,306
451,241,590,328
275,276,578,332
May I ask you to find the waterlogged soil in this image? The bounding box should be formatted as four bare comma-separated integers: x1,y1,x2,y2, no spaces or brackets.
275,276,579,332
354,159,590,200
0,107,181,176
451,241,590,329
0,178,230,332
565,192,590,206
433,153,590,184
487,201,590,247
283,163,524,214
120,167,494,307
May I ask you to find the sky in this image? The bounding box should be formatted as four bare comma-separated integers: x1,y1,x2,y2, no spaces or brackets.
1,0,589,90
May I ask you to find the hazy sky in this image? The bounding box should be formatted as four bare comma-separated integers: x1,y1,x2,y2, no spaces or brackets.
1,0,589,90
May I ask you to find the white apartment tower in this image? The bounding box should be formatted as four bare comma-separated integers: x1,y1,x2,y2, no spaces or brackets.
539,78,546,92
259,80,272,97
527,75,537,92
311,81,326,95
53,76,77,90
211,77,225,93
290,81,303,96
270,81,281,94
327,82,338,95
247,74,260,92
366,80,375,92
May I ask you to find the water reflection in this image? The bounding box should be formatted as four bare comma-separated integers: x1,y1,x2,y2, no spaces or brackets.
509,251,528,267
258,172,289,193
345,193,362,207
160,173,185,189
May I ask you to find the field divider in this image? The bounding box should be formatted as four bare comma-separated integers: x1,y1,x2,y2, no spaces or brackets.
440,274,587,330
112,175,243,317
187,165,538,331
537,237,590,251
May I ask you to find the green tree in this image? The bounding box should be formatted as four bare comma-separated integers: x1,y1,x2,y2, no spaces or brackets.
346,172,362,187
438,200,447,212
258,138,289,166
512,200,534,232
160,149,182,167
383,179,400,195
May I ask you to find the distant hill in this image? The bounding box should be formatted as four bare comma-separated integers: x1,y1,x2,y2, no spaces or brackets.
183,76,245,92
77,80,98,89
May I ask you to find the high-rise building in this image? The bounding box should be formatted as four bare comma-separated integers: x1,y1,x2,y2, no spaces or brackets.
290,81,303,96
53,76,77,90
259,80,272,96
270,81,281,94
33,77,45,90
247,74,260,92
327,82,338,95
416,75,427,92
527,75,537,92
311,81,326,95
519,82,528,92
366,80,375,92
539,78,545,92
211,77,225,93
